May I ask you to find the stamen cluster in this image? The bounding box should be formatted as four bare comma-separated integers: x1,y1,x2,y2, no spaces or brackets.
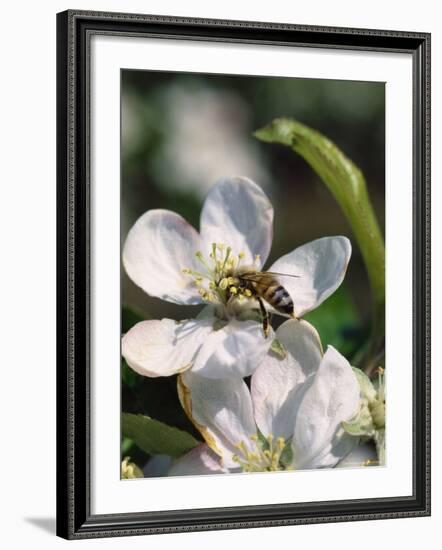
181,243,260,305
232,434,289,472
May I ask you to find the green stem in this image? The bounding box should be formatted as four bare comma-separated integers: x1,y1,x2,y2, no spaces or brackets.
255,118,385,371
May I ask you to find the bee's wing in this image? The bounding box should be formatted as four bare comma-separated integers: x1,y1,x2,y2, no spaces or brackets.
239,272,300,285
263,271,300,278
239,272,275,285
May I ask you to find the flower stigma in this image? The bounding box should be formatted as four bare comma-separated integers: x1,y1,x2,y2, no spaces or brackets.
231,434,289,472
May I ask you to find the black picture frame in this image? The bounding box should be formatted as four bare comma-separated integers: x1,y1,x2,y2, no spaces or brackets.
56,9,431,540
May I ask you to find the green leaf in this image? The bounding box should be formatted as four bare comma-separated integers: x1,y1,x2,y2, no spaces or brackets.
303,286,362,357
255,118,385,372
122,374,201,439
122,359,142,388
122,413,200,458
121,436,134,456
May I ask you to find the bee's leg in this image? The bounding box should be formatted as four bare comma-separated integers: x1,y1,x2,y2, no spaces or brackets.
289,305,299,320
257,297,270,338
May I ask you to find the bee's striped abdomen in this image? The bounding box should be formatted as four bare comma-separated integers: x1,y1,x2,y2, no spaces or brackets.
263,284,294,315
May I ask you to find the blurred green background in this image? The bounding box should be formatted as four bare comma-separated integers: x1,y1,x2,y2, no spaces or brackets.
120,70,385,474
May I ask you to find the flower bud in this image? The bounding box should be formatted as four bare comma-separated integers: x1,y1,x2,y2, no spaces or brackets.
121,457,143,479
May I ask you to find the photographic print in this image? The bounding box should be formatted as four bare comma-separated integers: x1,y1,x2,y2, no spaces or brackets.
57,10,430,538
120,71,386,479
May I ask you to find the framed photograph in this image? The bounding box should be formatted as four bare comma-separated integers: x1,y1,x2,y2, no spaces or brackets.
56,10,431,539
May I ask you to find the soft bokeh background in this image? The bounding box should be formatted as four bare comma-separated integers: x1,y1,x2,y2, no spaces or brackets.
121,70,385,474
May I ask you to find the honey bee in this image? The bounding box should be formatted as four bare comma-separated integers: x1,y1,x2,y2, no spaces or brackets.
225,269,299,337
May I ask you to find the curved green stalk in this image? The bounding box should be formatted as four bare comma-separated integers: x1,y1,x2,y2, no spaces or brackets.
254,118,385,372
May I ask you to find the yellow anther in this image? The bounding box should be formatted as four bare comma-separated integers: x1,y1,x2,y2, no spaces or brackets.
238,252,245,260
232,433,290,473
227,276,238,285
219,278,228,290
198,289,212,301
244,289,252,297
230,286,238,295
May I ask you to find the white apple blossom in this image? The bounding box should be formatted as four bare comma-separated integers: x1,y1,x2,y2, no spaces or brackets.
169,319,361,475
122,176,352,380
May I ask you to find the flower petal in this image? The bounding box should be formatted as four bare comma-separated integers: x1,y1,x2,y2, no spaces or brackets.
292,345,360,469
268,236,351,317
303,428,359,469
200,177,273,268
178,372,256,468
123,209,204,305
251,319,323,439
122,318,213,377
168,444,227,476
191,320,272,379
